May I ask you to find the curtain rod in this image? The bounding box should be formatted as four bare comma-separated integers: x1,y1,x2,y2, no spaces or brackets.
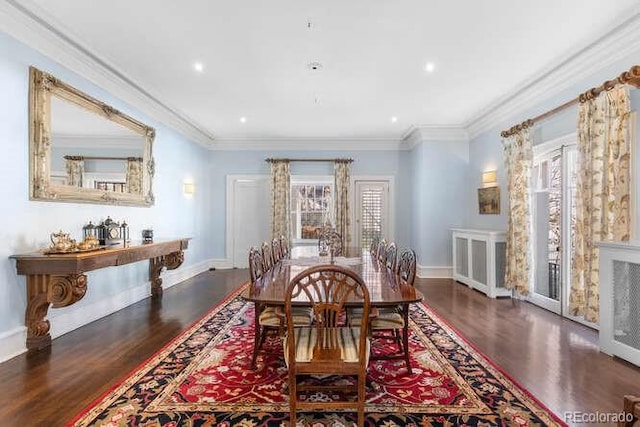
265,158,353,163
501,65,640,138
64,155,143,161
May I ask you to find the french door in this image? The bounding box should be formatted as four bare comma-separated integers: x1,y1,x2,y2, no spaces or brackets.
530,139,577,316
354,180,390,250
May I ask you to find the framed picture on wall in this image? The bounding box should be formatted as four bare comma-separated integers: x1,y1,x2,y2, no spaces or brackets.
478,187,500,214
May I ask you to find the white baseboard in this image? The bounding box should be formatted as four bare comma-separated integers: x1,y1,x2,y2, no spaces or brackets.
417,265,453,278
163,259,212,287
210,258,233,269
49,282,151,339
0,259,213,364
0,327,27,363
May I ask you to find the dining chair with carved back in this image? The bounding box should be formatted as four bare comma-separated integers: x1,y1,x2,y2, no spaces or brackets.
350,247,416,374
369,236,380,257
376,239,388,265
261,240,274,271
248,247,279,368
318,230,343,257
384,242,398,272
284,264,373,426
249,245,313,369
397,247,417,287
271,237,282,264
279,235,290,259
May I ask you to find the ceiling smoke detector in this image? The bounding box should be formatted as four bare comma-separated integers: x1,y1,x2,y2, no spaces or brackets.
307,62,323,72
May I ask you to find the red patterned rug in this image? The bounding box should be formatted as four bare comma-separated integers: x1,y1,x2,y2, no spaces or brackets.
68,285,565,426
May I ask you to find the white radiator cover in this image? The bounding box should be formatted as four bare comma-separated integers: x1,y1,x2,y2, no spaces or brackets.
599,241,640,367
451,228,511,298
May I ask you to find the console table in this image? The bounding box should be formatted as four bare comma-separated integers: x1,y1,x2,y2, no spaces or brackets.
10,238,189,351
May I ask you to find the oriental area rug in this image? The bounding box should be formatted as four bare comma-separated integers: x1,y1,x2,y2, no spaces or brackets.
68,285,565,427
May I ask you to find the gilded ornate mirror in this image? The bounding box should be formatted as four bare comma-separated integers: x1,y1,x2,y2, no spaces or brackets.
29,67,155,206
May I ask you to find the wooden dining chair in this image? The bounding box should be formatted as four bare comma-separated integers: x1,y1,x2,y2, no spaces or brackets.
284,265,372,427
318,230,343,257
248,247,280,368
271,237,282,264
248,246,313,369
369,236,380,256
376,239,388,264
351,247,416,374
397,247,417,286
384,242,398,272
279,235,290,259
248,246,265,283
261,241,274,271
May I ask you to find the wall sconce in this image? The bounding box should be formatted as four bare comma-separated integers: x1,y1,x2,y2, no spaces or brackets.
183,180,195,196
482,170,497,187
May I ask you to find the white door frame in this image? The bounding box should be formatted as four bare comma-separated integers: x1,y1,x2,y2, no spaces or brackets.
226,174,269,268
351,175,395,247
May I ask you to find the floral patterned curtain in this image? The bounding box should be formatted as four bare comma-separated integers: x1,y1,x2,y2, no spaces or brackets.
503,128,533,295
126,158,143,194
334,161,351,248
570,86,630,324
270,160,291,241
65,157,84,187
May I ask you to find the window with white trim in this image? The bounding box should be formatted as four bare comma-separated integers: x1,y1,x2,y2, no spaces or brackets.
290,176,334,241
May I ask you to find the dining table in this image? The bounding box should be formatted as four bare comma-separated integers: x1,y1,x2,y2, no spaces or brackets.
242,246,423,308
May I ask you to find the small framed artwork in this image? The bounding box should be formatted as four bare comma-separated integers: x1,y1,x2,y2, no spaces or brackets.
478,187,500,214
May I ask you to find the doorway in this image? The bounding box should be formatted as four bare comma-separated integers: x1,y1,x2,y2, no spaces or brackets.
227,175,270,268
354,179,391,250
530,137,577,316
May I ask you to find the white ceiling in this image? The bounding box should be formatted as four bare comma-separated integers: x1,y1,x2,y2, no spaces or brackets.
5,0,640,145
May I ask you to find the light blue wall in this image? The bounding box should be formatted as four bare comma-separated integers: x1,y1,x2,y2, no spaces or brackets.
0,31,212,358
409,140,469,268
208,148,412,257
467,49,640,231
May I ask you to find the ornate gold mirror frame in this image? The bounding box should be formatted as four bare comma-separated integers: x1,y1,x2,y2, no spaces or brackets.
29,66,155,206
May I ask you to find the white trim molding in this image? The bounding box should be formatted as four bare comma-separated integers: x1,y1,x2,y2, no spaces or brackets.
0,326,27,363
210,259,233,270
211,138,403,151
417,265,453,279
3,0,639,150
466,8,640,139
0,0,215,148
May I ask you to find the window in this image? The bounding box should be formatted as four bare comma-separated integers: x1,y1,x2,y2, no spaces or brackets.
290,177,334,241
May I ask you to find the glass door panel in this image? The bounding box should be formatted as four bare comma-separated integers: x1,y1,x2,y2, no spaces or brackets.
531,142,577,316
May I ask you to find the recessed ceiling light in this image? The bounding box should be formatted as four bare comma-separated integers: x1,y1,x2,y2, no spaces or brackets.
240,116,247,123
391,116,398,123
307,62,323,71
425,62,435,73
194,62,204,72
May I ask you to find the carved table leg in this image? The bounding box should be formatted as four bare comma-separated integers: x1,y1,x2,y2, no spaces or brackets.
25,273,88,350
149,256,165,297
149,250,185,297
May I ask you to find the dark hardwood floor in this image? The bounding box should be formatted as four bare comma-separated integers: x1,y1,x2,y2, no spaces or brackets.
0,270,638,426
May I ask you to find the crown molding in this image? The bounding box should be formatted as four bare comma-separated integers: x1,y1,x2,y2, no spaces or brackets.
0,0,215,148
465,7,640,139
211,137,404,151
402,125,469,150
4,0,638,149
